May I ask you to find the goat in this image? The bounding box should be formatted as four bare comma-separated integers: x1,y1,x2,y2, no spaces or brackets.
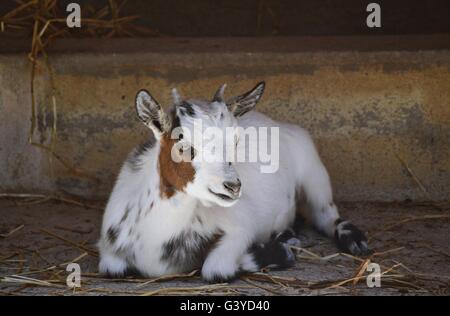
98,82,370,282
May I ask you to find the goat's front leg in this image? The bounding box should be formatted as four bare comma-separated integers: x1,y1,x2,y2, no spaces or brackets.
201,232,250,283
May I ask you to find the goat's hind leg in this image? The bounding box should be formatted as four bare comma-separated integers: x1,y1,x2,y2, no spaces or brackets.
299,161,371,256
246,233,298,270
239,230,302,276
202,231,298,283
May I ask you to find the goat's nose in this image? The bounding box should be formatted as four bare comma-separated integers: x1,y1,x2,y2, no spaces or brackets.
223,179,241,194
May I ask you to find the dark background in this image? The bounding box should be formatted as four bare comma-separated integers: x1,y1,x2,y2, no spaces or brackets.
120,0,450,36
1,0,450,38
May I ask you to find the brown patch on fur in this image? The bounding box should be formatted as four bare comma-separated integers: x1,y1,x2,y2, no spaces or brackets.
158,135,195,198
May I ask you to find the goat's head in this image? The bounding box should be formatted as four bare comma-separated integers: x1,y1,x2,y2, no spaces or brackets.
135,82,265,207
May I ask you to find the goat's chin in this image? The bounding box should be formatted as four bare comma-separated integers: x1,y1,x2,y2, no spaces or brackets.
211,197,239,208
199,197,238,208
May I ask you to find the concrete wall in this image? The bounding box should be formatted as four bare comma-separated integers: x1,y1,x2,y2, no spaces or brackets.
0,37,449,201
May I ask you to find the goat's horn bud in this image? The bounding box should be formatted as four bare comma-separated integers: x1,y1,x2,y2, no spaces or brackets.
212,84,227,103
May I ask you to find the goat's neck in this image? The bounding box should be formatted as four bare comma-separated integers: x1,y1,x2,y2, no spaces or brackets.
141,142,199,214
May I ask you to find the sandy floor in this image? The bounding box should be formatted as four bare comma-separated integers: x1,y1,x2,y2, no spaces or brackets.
0,198,449,296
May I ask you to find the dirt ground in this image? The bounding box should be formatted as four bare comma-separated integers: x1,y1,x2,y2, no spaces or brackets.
0,198,449,296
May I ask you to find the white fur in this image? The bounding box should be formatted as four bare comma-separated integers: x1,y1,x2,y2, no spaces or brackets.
98,98,343,281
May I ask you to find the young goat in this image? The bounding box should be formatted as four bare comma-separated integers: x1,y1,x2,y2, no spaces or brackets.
98,82,370,282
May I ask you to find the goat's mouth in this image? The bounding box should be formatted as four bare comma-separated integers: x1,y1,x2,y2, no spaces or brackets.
208,188,236,201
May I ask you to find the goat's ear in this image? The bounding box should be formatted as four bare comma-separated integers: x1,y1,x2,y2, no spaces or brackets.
227,81,265,117
135,89,171,137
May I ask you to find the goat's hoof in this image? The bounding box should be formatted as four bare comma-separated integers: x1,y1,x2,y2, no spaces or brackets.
203,273,237,284
252,239,297,269
284,237,301,247
201,256,239,284
281,242,297,267
335,221,372,256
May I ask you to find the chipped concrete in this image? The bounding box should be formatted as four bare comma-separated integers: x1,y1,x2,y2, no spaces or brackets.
0,38,449,201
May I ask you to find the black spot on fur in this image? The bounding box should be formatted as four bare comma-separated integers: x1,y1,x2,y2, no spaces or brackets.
127,138,156,171
335,220,371,256
274,228,297,243
171,108,181,129
179,102,196,117
145,201,154,216
250,238,295,270
120,206,131,224
115,244,128,255
152,119,162,132
136,138,156,155
107,226,119,244
161,230,223,270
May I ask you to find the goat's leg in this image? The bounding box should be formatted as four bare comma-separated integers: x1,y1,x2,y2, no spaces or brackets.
201,232,250,282
299,160,371,255
244,235,297,271
201,231,296,282
98,249,129,277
